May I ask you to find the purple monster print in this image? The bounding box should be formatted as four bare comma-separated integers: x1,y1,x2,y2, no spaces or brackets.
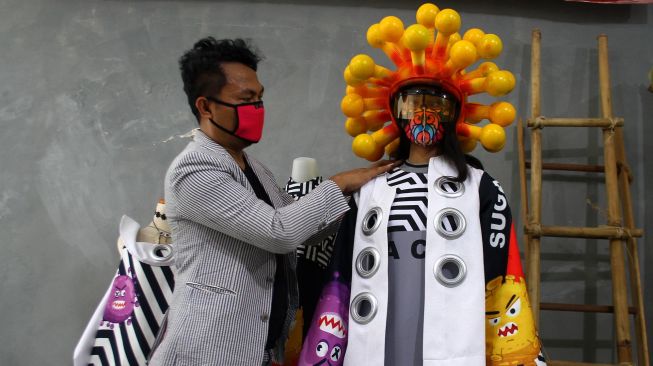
101,274,138,328
299,274,350,366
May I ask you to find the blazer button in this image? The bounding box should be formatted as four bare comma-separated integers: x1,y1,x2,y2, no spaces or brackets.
318,221,327,230
260,313,270,322
266,277,274,284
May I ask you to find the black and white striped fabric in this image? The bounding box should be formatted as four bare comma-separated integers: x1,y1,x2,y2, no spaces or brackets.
387,168,428,232
76,238,175,366
285,177,321,200
285,177,334,269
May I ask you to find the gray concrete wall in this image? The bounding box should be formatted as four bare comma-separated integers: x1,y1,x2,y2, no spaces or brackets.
0,0,650,364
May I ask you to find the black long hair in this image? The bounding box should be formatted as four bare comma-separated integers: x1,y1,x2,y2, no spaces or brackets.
393,121,483,182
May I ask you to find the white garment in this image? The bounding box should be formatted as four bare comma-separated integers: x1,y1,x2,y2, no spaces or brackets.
344,156,486,366
74,215,176,366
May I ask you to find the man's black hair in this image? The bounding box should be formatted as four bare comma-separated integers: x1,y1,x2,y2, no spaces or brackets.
179,37,262,121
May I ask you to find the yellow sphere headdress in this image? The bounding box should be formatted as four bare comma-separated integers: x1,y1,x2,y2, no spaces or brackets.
341,3,517,161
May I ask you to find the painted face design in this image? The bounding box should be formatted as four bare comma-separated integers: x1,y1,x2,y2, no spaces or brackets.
299,275,350,366
485,275,540,365
403,107,445,146
392,86,458,147
102,275,138,326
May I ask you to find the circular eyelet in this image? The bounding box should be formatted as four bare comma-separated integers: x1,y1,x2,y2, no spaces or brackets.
362,207,383,236
151,244,173,261
350,292,378,324
355,247,381,278
433,255,467,287
434,177,465,198
434,208,466,239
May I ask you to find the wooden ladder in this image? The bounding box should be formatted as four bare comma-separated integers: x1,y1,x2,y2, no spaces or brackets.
517,29,649,366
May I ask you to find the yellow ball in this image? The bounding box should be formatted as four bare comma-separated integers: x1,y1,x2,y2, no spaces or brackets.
480,124,506,152
449,40,478,69
463,28,485,47
353,134,383,161
448,32,462,45
345,117,368,137
343,67,364,86
477,34,503,59
486,70,516,96
458,137,477,153
379,16,405,43
478,61,499,76
403,24,431,51
349,54,376,80
341,94,365,118
416,3,439,28
434,9,461,35
367,24,385,48
489,102,516,127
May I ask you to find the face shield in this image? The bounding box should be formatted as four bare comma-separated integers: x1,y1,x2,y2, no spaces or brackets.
392,84,460,146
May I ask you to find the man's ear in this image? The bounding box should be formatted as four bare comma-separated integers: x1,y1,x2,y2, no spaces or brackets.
195,97,212,119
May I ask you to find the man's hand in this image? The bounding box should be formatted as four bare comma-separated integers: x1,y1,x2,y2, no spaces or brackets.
330,160,402,194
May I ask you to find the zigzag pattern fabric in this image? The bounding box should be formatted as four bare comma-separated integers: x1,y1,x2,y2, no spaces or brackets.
88,246,174,366
285,177,334,269
387,168,428,232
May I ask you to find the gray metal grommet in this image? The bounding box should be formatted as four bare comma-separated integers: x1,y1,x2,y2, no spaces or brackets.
434,255,467,287
434,208,466,239
350,292,378,324
151,244,173,262
362,207,383,236
434,177,465,198
355,247,381,278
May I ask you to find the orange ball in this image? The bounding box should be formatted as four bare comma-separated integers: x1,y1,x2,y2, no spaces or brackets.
480,124,506,152
449,40,478,69
434,9,461,35
486,70,516,97
463,28,485,47
403,24,431,51
477,34,503,59
489,102,516,127
343,67,364,86
349,54,376,80
367,24,385,48
416,3,439,28
341,94,365,118
353,134,383,161
345,117,368,137
379,16,405,43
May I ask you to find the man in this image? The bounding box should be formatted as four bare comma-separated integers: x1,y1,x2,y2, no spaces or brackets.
147,37,397,366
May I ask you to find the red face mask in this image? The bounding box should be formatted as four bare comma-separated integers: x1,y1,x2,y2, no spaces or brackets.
207,97,265,143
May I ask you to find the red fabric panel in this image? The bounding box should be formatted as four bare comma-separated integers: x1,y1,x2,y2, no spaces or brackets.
506,223,525,279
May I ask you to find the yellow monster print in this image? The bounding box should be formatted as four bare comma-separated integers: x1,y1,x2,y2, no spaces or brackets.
485,275,541,366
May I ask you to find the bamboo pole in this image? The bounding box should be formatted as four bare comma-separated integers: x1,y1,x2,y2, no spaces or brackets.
548,361,614,366
525,162,605,173
528,28,542,324
541,302,637,314
517,118,531,276
599,34,649,366
525,225,643,239
527,117,624,128
598,34,632,364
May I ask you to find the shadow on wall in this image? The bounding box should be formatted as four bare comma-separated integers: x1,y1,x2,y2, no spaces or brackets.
105,0,648,24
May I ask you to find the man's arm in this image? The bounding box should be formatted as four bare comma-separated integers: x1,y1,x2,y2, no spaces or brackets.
170,151,350,254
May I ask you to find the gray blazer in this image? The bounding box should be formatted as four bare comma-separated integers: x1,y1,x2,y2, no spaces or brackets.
148,130,349,365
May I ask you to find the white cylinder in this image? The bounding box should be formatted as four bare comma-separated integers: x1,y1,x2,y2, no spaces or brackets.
291,157,319,183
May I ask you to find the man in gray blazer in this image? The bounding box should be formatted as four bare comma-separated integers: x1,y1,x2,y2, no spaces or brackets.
148,37,397,366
